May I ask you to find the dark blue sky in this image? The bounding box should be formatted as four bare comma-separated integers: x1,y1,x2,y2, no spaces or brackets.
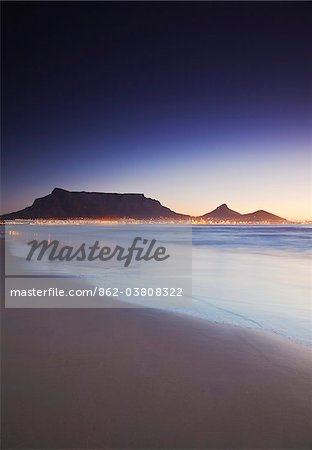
2,2,311,219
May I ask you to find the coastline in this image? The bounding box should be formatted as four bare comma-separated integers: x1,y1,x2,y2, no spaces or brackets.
2,237,312,449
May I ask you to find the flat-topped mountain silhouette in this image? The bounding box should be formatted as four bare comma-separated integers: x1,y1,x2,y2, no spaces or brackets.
1,188,288,223
201,203,287,223
1,188,187,220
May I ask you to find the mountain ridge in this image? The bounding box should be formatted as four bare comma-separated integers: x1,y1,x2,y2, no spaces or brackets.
1,188,187,220
1,188,288,223
201,203,287,222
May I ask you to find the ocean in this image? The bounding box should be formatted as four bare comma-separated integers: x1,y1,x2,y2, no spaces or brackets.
4,223,312,346
190,225,312,346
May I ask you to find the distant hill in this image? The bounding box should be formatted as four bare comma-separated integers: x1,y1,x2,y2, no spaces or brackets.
1,188,187,220
202,203,241,220
201,203,287,223
240,210,287,223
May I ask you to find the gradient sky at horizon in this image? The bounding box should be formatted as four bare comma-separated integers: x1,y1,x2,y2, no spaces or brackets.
2,2,312,220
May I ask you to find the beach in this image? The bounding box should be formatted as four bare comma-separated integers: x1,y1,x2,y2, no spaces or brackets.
2,304,312,449
2,228,312,449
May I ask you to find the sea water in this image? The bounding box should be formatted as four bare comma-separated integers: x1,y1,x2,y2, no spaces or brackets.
190,225,312,346
5,224,312,346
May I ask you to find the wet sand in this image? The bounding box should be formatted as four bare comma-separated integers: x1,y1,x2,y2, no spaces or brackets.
1,305,312,449
1,237,312,449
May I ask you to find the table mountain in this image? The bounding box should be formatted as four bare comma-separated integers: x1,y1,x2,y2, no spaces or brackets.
1,188,187,220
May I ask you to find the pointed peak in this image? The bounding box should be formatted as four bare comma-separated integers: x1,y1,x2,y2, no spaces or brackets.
202,203,241,219
216,203,229,209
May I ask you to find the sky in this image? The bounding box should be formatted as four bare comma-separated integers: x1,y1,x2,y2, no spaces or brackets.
2,2,312,220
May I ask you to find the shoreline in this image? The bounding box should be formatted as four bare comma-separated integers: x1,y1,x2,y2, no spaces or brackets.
4,235,312,348
2,237,312,448
2,304,312,449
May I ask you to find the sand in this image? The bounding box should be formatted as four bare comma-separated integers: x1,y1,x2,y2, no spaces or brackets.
1,238,312,449
1,305,312,449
